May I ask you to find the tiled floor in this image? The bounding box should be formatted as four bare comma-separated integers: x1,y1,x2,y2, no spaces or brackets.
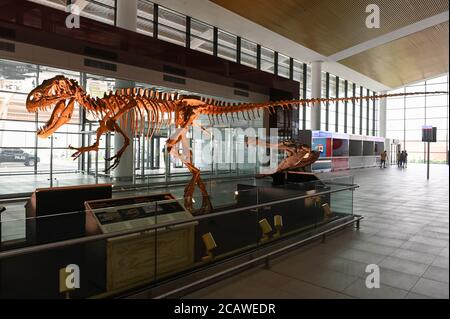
185,164,449,299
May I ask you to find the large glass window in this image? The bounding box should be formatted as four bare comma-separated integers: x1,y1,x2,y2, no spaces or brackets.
373,97,379,136
81,0,115,25
346,81,353,134
158,6,186,46
277,54,290,79
190,18,214,55
137,0,154,36
305,65,312,130
361,88,368,135
328,74,336,132
260,47,274,74
293,60,306,129
0,60,38,177
387,75,449,163
217,30,237,62
354,85,361,135
240,38,257,68
320,72,327,130
337,78,346,133
28,0,67,11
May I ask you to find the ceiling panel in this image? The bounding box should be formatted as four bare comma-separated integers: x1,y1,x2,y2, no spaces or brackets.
210,0,449,56
339,22,449,88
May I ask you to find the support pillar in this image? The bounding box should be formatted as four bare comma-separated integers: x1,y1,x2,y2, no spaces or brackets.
310,61,323,131
116,0,137,31
113,0,137,181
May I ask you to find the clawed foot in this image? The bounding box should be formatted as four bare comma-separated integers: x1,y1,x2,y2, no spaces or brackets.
68,145,88,160
105,154,120,171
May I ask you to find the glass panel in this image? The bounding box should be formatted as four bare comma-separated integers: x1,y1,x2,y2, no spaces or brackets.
81,0,115,25
240,38,257,68
217,30,237,62
278,53,290,78
293,60,303,83
337,79,346,132
347,82,353,133
320,72,327,129
27,0,67,11
190,19,214,54
190,18,214,54
137,0,154,36
0,59,37,94
158,7,186,46
387,74,449,164
158,24,185,46
260,47,274,74
327,75,336,130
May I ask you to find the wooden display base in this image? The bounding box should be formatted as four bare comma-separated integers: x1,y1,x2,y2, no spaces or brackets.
85,193,197,292
106,225,195,291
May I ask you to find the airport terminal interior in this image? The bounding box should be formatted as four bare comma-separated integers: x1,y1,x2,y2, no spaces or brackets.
0,0,448,299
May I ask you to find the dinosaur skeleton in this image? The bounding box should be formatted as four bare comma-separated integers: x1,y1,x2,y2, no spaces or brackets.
25,75,446,213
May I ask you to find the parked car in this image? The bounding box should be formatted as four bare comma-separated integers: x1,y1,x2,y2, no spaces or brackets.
0,148,40,166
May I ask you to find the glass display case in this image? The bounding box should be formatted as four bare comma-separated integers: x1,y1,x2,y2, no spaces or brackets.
0,175,357,298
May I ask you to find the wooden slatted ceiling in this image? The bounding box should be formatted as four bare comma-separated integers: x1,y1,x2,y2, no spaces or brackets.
339,22,449,88
210,0,449,56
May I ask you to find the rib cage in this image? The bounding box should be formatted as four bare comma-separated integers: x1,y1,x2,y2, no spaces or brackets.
82,88,181,139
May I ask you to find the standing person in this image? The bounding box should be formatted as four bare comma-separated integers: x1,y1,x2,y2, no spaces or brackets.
380,150,388,168
404,150,408,168
400,151,406,168
397,150,402,167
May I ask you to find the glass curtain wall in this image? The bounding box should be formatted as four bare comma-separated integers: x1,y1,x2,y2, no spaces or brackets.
386,74,449,163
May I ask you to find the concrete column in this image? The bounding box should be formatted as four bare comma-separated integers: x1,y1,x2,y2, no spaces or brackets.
112,1,137,181
379,91,387,138
310,61,323,130
116,0,137,31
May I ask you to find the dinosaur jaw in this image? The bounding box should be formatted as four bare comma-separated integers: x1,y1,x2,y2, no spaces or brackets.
34,98,75,138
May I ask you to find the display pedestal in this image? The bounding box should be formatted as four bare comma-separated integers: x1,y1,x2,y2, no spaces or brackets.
25,184,112,244
85,193,196,292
